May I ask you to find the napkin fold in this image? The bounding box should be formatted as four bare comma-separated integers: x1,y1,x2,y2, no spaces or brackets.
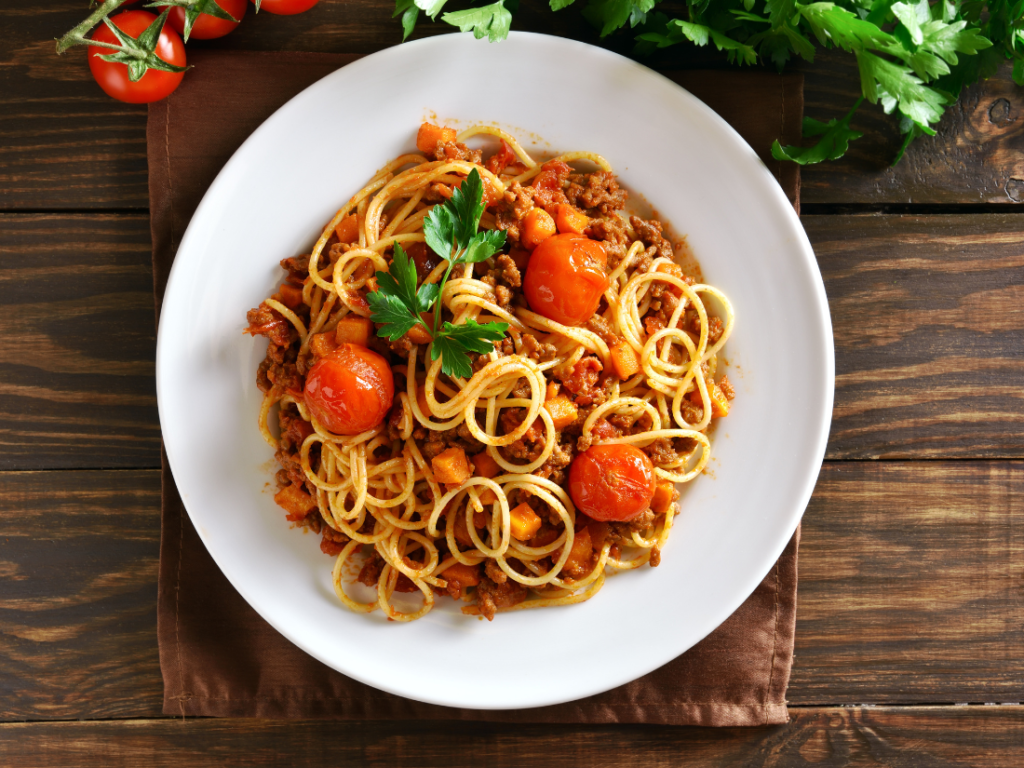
151,49,803,726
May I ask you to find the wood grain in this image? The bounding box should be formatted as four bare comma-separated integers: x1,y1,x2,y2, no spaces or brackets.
0,214,159,470
2,3,1023,209
0,470,163,721
2,706,1023,766
2,464,1021,720
791,462,1024,705
807,214,1024,459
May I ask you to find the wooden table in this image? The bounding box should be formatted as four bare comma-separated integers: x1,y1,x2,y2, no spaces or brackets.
2,2,1023,764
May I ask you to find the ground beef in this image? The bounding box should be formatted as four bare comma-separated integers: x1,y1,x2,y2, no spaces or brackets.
643,438,678,466
630,215,674,260
586,216,630,268
280,255,309,283
495,285,512,308
484,558,507,585
477,576,527,620
585,315,619,346
320,525,350,556
707,315,725,345
499,409,545,463
566,171,627,216
434,141,482,164
719,374,735,400
358,552,385,587
533,439,575,485
494,181,535,245
387,334,415,357
555,356,603,400
649,544,662,568
246,304,298,348
495,254,522,288
519,333,558,362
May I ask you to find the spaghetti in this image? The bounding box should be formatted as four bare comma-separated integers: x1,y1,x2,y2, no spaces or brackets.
246,123,735,622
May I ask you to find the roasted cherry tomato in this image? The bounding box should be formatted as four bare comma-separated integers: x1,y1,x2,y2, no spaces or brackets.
168,0,247,39
523,234,609,326
569,444,656,522
304,344,394,435
88,11,186,104
251,0,320,14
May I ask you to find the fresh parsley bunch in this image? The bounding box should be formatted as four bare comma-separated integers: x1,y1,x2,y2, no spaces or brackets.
368,169,510,379
395,0,1024,165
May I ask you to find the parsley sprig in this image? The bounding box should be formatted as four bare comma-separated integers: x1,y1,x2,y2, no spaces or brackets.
395,0,1022,166
368,169,510,379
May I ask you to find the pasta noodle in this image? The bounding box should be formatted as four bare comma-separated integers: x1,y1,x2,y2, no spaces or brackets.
246,124,735,622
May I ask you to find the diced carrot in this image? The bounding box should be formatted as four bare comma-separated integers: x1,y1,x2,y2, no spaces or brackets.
274,483,316,522
651,481,678,514
472,451,500,479
416,122,457,154
366,275,379,293
554,204,590,235
545,381,560,401
521,207,556,250
406,323,433,345
277,283,304,309
560,526,593,579
442,561,482,588
509,503,542,541
432,447,472,485
309,331,338,359
477,488,498,505
655,261,690,297
609,342,641,379
334,214,359,244
334,315,373,347
689,379,730,417
708,380,731,417
544,395,578,430
404,309,435,345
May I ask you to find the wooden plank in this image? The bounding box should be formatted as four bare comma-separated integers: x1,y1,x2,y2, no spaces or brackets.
790,462,1024,705
2,3,1021,209
2,707,1023,766
1,463,1020,720
808,213,1024,459
0,214,160,469
0,470,163,721
799,56,1024,205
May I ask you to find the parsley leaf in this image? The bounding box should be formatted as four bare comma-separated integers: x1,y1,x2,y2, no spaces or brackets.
638,19,757,64
370,166,510,377
432,320,510,379
393,0,419,41
771,98,865,164
423,169,506,265
442,1,512,42
368,244,437,340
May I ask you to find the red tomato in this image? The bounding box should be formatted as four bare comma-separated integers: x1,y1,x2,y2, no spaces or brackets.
304,344,394,435
569,444,656,523
168,0,247,39
523,234,609,326
251,0,320,14
88,11,186,104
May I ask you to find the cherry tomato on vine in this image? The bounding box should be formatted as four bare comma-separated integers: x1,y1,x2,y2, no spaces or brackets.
88,11,186,104
523,233,609,327
304,344,394,435
251,0,320,15
168,0,248,40
569,444,656,522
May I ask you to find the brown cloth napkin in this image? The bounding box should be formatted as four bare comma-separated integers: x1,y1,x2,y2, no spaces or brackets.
151,49,803,727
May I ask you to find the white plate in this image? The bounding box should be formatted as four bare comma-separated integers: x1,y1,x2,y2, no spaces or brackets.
157,31,833,710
